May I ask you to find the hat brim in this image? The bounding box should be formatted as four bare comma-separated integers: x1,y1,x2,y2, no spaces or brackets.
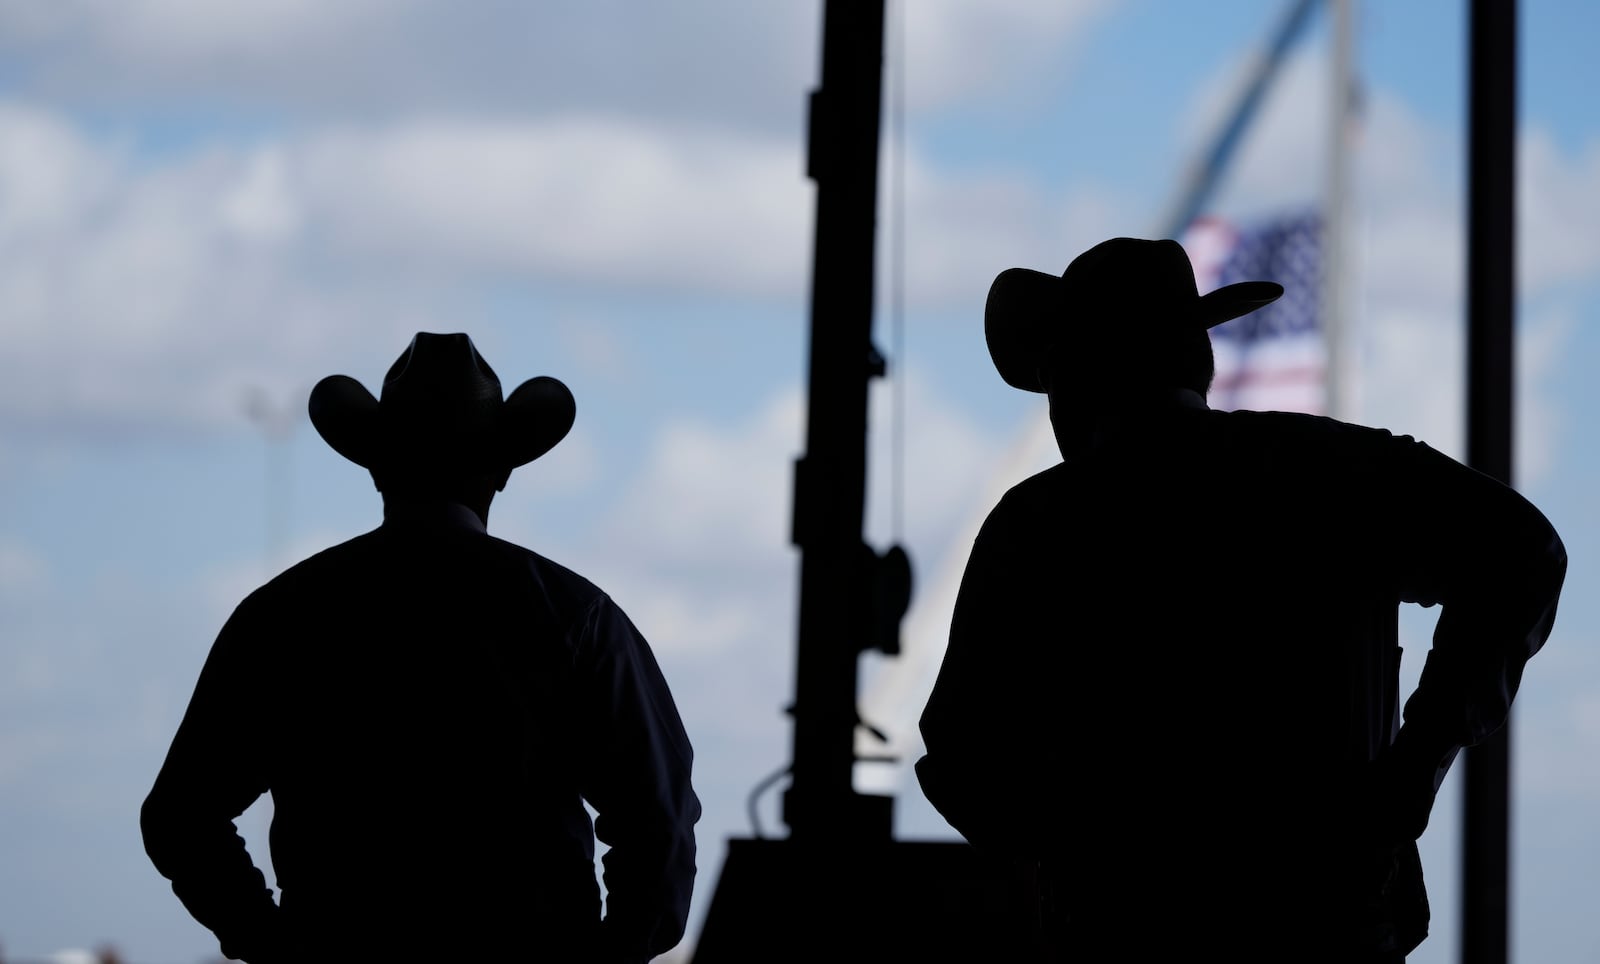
309,374,383,468
501,376,576,469
1196,281,1285,329
309,372,576,472
984,268,1069,393
985,270,1285,393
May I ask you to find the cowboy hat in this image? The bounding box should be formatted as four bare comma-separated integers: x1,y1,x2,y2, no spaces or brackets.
308,331,575,475
984,237,1284,393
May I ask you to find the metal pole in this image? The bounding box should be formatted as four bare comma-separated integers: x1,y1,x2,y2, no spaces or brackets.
1461,1,1516,962
783,0,890,843
244,387,297,574
243,384,299,891
1160,0,1321,238
1322,0,1354,421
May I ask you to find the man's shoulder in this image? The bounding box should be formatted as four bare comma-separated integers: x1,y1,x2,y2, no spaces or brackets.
243,529,377,597
981,462,1074,534
983,410,1440,526
1209,408,1443,466
481,533,608,611
1000,461,1072,502
246,527,609,620
1217,407,1399,439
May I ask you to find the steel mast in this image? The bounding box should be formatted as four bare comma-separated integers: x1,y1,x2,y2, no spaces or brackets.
691,4,1035,959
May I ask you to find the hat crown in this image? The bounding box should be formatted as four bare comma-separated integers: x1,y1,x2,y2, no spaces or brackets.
380,332,502,419
1060,238,1200,326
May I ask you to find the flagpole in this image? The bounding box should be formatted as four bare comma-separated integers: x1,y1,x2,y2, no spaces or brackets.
1323,0,1354,421
1461,2,1517,962
1161,0,1321,238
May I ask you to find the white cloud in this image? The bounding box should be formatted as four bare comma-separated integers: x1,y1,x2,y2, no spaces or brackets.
549,365,1012,662
296,116,813,296
601,387,803,565
865,368,1020,558
542,388,803,661
904,0,1121,112
0,2,821,129
0,102,433,439
0,0,401,57
0,2,1120,132
1520,129,1600,292
895,146,1134,310
0,94,1124,440
218,146,302,244
0,103,811,440
0,0,1125,444
556,315,640,388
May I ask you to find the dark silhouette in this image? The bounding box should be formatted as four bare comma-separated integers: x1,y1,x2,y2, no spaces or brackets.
142,333,700,963
915,239,1566,963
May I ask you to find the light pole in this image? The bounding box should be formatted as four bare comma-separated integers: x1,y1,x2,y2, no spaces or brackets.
242,386,299,577
240,383,301,895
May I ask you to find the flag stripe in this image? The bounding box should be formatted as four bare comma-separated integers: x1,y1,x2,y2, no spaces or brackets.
1182,210,1324,415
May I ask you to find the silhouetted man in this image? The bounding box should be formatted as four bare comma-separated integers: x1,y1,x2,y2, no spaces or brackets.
915,239,1566,963
142,333,701,963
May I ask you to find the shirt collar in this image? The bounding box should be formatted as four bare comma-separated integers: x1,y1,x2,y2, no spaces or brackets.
380,499,488,535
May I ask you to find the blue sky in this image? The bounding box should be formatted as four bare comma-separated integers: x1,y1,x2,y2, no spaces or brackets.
2,2,1599,962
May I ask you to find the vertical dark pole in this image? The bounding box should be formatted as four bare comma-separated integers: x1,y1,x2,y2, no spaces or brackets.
784,0,890,843
1462,2,1516,963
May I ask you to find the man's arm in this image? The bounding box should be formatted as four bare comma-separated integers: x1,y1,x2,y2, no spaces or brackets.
1376,434,1567,840
575,597,701,964
917,499,1053,859
141,593,286,963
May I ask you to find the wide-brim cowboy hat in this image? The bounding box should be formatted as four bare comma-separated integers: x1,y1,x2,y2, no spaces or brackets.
985,237,1284,393
308,331,575,474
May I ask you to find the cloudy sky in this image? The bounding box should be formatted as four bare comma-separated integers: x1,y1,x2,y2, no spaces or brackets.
2,2,1599,962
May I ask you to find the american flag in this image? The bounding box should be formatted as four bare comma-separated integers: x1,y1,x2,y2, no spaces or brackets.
1181,211,1325,415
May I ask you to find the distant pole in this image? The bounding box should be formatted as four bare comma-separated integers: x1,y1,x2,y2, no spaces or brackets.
784,0,892,843
241,385,298,886
1461,2,1516,963
244,387,297,575
1322,0,1354,421
1160,0,1320,238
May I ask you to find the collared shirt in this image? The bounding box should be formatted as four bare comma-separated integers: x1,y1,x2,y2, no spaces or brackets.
917,404,1566,958
142,500,700,963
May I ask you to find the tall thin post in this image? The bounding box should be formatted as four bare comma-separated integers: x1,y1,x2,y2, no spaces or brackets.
1461,2,1516,963
1160,0,1320,238
243,385,297,576
242,385,298,892
784,0,891,843
1322,0,1354,421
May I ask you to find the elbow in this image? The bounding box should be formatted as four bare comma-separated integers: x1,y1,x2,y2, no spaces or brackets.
1532,510,1568,587
140,792,168,863
140,786,186,874
1514,518,1568,611
1533,528,1568,621
1549,531,1569,588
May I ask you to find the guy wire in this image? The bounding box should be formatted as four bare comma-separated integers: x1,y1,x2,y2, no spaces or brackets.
889,0,907,545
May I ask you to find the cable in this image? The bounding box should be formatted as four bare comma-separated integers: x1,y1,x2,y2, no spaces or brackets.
745,762,792,839
889,0,908,545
